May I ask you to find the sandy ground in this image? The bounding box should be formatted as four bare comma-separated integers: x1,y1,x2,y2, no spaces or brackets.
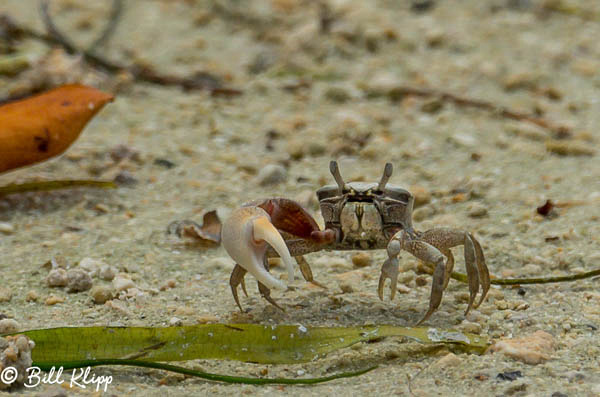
1,0,599,395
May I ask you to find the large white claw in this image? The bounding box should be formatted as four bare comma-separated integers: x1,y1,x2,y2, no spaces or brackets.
222,206,295,290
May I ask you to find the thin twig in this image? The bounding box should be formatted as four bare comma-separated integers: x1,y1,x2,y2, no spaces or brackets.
40,0,77,53
389,86,570,136
420,263,600,285
88,0,123,52
1,2,242,96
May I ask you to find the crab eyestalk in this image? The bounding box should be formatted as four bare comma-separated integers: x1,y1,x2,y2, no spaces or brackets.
329,160,348,195
377,162,393,191
222,206,296,290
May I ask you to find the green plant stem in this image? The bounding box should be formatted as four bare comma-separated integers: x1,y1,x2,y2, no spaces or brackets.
34,360,377,385
0,179,116,196
421,266,600,285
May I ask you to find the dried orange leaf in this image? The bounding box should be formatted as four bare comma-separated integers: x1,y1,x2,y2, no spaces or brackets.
0,84,114,173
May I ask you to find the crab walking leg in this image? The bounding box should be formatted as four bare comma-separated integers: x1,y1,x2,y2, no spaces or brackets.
229,264,247,311
296,256,326,288
419,228,490,309
222,207,296,292
257,257,285,310
378,239,401,301
388,231,447,325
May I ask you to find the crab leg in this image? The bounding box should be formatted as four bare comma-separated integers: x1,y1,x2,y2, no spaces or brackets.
419,228,490,309
222,206,296,292
386,231,448,325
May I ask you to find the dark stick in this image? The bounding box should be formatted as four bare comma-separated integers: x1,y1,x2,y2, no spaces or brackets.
88,0,123,52
6,1,242,96
389,86,570,136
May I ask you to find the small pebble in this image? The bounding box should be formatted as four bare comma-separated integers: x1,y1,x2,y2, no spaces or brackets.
489,330,556,364
432,352,462,369
78,257,103,277
0,222,14,234
0,318,20,334
468,202,488,218
99,265,117,281
351,252,372,268
521,263,541,275
170,317,183,326
113,276,135,292
160,279,177,291
415,276,428,287
458,320,482,334
45,295,64,305
46,268,68,288
256,164,287,186
90,286,114,304
546,140,595,156
25,290,38,302
324,86,351,103
196,315,219,324
66,269,93,292
410,186,431,207
113,171,138,186
450,133,477,148
0,287,12,303
495,299,509,310
397,284,411,294
339,283,354,294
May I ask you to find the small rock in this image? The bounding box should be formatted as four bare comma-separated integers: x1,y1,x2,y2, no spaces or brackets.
286,139,305,160
99,265,117,281
415,276,428,287
160,279,177,291
489,330,556,364
25,290,38,302
113,170,138,186
410,185,431,207
307,141,326,156
450,133,477,148
196,315,219,324
90,286,114,304
546,140,595,156
113,276,135,292
256,164,287,186
324,86,351,103
496,370,522,381
432,352,461,369
495,299,509,310
0,222,14,234
46,268,68,288
170,317,183,326
78,257,103,277
468,202,488,218
339,283,354,293
351,252,372,268
458,320,482,334
0,287,12,303
66,269,93,292
45,295,64,305
0,318,20,334
397,284,411,294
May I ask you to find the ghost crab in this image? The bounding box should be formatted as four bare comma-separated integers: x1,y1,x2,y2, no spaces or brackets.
222,161,490,324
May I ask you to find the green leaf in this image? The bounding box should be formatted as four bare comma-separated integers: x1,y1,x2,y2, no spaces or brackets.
19,324,487,367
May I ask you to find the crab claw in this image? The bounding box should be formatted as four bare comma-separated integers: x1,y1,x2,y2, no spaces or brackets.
222,206,296,290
